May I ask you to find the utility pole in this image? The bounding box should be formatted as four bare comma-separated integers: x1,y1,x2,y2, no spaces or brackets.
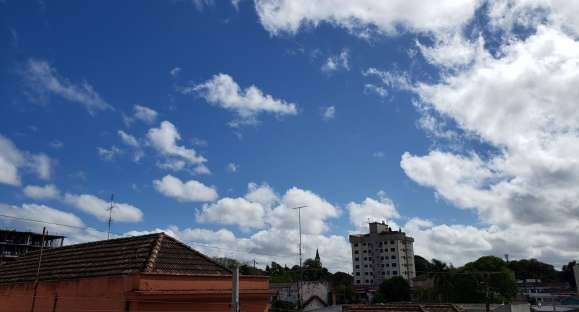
107,194,114,239
231,265,239,312
30,227,46,312
291,205,307,310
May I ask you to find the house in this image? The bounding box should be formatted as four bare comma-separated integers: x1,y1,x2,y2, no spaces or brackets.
0,232,270,312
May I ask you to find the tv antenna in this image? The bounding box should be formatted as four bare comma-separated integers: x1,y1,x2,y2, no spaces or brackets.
107,194,115,239
291,205,307,309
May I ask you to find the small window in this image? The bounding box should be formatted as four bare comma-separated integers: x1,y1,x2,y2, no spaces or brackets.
380,256,384,260
362,243,366,246
355,257,359,261
390,240,394,244
354,243,359,247
392,262,397,267
354,250,359,254
364,257,367,261
355,265,360,269
356,272,360,276
364,264,368,268
390,248,395,252
391,255,396,259
365,272,369,276
392,271,398,275
357,280,361,284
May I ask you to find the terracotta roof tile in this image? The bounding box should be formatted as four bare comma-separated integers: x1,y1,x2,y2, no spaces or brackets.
0,233,230,284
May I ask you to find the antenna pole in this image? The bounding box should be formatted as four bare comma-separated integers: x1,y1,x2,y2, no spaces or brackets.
291,205,307,309
107,194,114,239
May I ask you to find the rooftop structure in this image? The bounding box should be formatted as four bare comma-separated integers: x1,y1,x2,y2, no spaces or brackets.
0,233,270,312
0,229,64,264
349,222,416,288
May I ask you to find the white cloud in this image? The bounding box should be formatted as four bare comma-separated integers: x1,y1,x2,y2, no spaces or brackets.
153,175,218,202
185,73,297,126
22,59,112,114
97,146,122,161
0,203,85,234
0,134,53,186
321,106,335,121
400,25,579,265
321,49,349,73
254,0,481,37
226,162,238,173
198,197,267,229
63,193,143,223
147,121,208,171
133,105,158,124
118,130,143,162
170,67,182,78
270,187,340,235
23,184,60,200
347,193,400,231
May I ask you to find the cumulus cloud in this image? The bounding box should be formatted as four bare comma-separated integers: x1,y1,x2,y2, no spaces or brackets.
321,106,335,121
321,50,349,73
63,193,143,223
399,25,579,265
0,134,53,186
118,130,143,161
153,175,218,202
347,193,400,231
254,0,481,36
184,73,297,126
147,121,208,172
0,203,85,234
23,184,60,200
198,197,267,229
22,59,112,114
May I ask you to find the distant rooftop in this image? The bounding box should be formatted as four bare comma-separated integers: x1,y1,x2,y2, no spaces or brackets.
0,232,231,284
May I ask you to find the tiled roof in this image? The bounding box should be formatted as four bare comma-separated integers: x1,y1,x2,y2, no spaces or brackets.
0,233,231,284
344,304,465,312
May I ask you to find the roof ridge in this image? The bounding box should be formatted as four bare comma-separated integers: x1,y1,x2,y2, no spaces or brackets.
144,232,165,272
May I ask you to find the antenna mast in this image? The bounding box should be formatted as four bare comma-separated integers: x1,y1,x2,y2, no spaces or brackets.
291,205,307,309
107,194,114,239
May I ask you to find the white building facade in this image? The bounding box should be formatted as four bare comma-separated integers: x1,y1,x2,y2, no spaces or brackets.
349,222,416,288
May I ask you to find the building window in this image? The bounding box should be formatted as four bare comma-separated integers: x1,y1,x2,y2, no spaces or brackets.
362,243,366,246
355,265,360,269
354,243,358,247
355,257,359,261
364,257,367,261
392,262,397,267
357,280,361,284
380,256,384,260
390,240,394,244
356,272,360,276
390,248,395,252
392,271,398,275
354,250,359,254
365,272,368,275
364,264,368,268
391,255,396,259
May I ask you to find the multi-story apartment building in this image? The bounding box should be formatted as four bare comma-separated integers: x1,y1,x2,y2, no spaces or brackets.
0,229,64,264
349,222,415,288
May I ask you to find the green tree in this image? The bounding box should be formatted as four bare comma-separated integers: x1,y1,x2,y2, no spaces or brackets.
377,276,411,302
329,272,355,304
414,255,433,276
460,256,517,303
507,259,557,282
561,261,577,290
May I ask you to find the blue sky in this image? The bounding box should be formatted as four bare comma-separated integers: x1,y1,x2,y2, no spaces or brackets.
1,0,579,272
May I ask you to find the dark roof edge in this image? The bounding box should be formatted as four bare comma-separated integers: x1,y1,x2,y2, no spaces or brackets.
160,234,232,274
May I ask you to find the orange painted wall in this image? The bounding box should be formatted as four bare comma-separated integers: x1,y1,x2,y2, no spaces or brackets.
0,274,269,312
